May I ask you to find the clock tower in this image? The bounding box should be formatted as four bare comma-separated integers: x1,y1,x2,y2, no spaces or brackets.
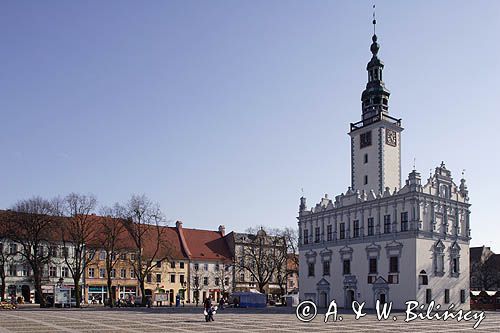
348,22,403,194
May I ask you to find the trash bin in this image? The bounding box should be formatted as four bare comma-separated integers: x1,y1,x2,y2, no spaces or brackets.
175,294,180,307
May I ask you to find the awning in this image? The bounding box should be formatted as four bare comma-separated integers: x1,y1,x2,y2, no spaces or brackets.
471,291,481,296
486,291,497,296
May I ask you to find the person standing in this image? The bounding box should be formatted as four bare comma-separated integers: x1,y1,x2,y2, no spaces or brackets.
204,297,214,322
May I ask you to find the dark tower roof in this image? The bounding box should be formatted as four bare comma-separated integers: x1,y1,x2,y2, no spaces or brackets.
360,15,391,124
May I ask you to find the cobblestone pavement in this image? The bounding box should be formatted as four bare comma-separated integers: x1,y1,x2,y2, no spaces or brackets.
0,309,499,332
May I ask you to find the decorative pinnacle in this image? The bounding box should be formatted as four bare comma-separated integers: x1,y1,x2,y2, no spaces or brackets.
370,4,379,56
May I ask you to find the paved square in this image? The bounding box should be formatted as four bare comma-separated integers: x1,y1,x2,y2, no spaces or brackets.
0,309,499,332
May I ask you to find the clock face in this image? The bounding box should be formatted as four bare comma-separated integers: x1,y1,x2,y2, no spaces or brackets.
386,129,397,147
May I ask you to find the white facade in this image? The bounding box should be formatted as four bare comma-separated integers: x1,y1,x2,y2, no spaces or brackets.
298,30,471,310
1,240,79,303
188,260,232,303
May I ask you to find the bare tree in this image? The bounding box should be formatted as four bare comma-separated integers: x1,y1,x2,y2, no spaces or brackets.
236,227,285,294
210,261,233,300
59,193,97,307
190,266,203,306
0,235,15,301
471,258,500,290
7,197,57,307
118,194,172,305
95,205,127,307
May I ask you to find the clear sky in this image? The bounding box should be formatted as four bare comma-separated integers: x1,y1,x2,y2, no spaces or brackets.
1,1,498,249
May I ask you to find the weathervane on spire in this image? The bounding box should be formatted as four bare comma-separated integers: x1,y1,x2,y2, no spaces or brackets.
372,3,377,35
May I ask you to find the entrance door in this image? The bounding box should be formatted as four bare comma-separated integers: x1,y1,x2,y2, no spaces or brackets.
319,292,327,308
21,285,30,303
379,293,386,304
347,290,355,307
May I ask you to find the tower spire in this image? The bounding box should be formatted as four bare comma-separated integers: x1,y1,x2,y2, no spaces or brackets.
360,4,390,123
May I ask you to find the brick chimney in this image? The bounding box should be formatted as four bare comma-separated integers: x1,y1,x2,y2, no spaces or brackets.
176,220,183,229
218,225,225,236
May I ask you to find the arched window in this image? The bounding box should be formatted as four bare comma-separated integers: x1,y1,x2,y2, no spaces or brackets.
418,270,428,285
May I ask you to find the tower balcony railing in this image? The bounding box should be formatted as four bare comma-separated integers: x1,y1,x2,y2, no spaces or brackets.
350,112,401,131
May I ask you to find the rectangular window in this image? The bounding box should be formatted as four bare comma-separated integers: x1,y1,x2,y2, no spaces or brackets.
156,261,161,268
364,154,368,164
88,268,95,278
156,273,161,283
240,273,245,282
99,251,106,260
8,265,16,276
49,266,57,277
444,289,450,304
120,253,126,260
323,261,330,276
9,243,17,255
130,270,135,279
388,274,399,284
303,229,309,244
215,277,220,286
22,265,29,276
389,256,399,273
120,269,126,279
180,275,185,284
401,212,409,231
426,289,432,304
340,223,345,239
110,269,116,278
353,220,360,238
327,225,332,241
170,274,175,283
369,258,377,274
203,277,208,286
130,254,136,261
308,263,314,277
194,263,199,271
314,227,320,243
146,273,152,283
215,263,220,271
343,260,351,275
194,277,199,286
384,215,391,233
204,263,208,271
225,277,229,286
62,247,69,258
179,262,185,269
368,218,374,236
61,267,69,278
170,261,175,269
460,290,466,303
364,175,368,185
452,258,459,274
360,131,372,148
367,275,376,284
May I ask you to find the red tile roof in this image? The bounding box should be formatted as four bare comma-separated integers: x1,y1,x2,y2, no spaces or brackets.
179,226,232,262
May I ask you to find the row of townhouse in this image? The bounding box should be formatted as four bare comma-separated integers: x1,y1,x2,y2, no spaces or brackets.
0,210,235,304
1,210,297,305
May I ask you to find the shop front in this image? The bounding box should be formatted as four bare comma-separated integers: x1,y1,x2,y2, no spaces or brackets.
118,286,136,300
88,286,107,304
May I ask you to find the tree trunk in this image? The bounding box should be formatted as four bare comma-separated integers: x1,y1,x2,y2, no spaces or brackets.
33,272,45,307
0,272,5,302
73,275,81,308
139,279,147,306
107,275,114,307
258,283,266,294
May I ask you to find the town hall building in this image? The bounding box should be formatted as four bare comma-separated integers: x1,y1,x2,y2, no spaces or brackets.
298,22,471,310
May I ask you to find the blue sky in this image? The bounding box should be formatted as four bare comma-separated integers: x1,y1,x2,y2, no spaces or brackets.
1,1,498,249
